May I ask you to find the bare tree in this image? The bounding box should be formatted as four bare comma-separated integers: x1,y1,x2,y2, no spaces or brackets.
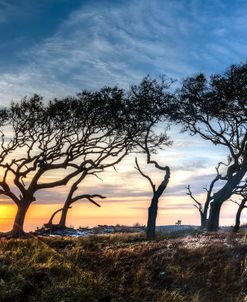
187,162,225,228
232,199,247,232
135,124,170,240
175,63,247,231
55,170,106,228
46,191,105,229
45,207,72,228
231,180,247,232
127,76,174,240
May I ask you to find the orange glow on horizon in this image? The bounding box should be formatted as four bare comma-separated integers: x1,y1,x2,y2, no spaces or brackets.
0,148,241,233
0,204,17,232
0,194,241,233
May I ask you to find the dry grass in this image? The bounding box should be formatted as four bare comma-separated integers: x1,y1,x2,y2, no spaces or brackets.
0,232,247,301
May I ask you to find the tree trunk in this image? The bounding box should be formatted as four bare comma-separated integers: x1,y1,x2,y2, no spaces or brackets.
58,203,71,228
201,198,211,229
45,206,72,229
45,208,63,228
201,212,207,229
47,208,63,226
233,199,247,232
233,207,242,233
146,197,158,240
11,202,31,238
207,201,222,232
206,163,247,232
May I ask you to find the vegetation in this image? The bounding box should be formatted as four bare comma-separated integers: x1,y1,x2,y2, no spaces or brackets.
232,180,247,232
1,92,140,236
0,62,247,240
0,232,247,301
0,81,171,238
132,76,173,239
186,162,224,229
174,63,247,231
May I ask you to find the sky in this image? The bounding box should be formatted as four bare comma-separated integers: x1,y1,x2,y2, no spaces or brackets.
0,0,247,231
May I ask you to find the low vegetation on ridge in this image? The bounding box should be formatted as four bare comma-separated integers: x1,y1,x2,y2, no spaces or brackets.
0,232,247,302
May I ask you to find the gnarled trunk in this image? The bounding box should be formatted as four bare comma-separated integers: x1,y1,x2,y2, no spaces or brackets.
146,197,158,240
201,198,211,229
45,206,72,229
207,161,247,232
233,198,247,232
233,207,242,233
207,201,222,232
58,203,71,228
11,202,31,237
201,212,207,229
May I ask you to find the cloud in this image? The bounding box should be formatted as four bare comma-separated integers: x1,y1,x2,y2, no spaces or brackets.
129,203,194,211
1,0,247,105
1,0,246,227
0,1,19,23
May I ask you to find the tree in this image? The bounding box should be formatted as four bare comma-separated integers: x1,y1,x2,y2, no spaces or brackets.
51,76,174,235
0,76,175,238
187,162,224,229
135,130,170,240
231,180,247,232
46,192,105,228
0,87,146,237
175,63,247,231
131,76,174,239
48,170,106,228
45,206,72,228
48,76,175,233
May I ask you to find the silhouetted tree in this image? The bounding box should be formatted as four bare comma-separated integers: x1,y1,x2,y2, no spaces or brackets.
0,87,148,237
45,206,72,228
175,63,247,231
48,169,106,228
135,129,170,240
50,76,174,234
0,76,175,237
46,191,105,228
131,76,174,239
231,180,247,232
187,162,224,229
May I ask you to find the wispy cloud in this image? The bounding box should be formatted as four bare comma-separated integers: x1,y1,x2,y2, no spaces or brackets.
1,0,246,105
0,0,246,228
0,1,19,23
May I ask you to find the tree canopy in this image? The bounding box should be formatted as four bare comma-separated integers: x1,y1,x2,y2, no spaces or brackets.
174,62,247,231
0,77,174,237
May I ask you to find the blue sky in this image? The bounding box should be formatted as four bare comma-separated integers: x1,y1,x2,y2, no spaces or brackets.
0,0,247,227
0,0,247,103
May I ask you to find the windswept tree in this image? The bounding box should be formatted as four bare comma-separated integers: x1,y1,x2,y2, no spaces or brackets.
130,76,174,239
47,169,106,229
187,162,225,229
0,76,175,238
174,63,247,231
50,76,174,234
0,87,149,237
231,180,247,232
135,133,170,240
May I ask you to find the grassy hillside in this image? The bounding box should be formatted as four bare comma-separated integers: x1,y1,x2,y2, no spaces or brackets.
0,232,247,301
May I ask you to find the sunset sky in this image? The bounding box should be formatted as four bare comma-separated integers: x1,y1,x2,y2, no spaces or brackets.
0,0,247,231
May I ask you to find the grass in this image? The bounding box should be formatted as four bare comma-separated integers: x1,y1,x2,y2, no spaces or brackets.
0,232,247,301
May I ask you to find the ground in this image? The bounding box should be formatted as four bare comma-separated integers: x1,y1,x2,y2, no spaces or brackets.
0,230,247,301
